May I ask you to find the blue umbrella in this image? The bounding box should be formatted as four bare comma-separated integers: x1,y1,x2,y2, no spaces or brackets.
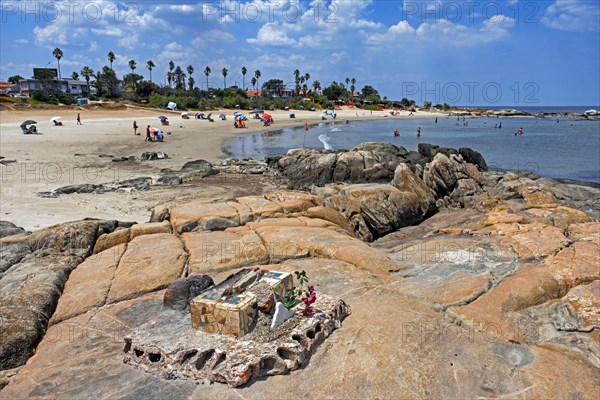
158,116,168,120
219,114,226,119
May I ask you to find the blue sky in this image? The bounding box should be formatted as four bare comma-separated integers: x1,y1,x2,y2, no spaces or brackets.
1,0,599,106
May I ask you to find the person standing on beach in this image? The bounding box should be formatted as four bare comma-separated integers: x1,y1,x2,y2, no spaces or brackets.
146,125,151,141
76,113,82,125
417,127,421,137
133,121,138,135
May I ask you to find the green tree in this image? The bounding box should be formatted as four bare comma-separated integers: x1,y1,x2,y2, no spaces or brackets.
80,66,94,95
204,66,211,90
361,85,380,101
107,51,115,70
250,77,257,91
8,75,24,84
94,66,120,98
312,80,321,94
168,61,175,88
174,66,186,90
241,66,247,90
146,60,155,82
323,81,345,100
304,73,310,93
345,77,350,90
262,79,284,97
71,72,79,81
350,78,356,96
293,69,301,96
128,59,137,74
222,67,228,89
187,65,194,91
52,47,64,86
254,70,261,91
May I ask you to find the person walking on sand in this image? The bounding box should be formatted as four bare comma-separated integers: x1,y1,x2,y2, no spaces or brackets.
417,127,421,137
133,121,139,135
146,125,151,141
76,113,82,125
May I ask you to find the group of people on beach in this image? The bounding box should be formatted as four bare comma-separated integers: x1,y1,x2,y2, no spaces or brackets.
132,121,164,142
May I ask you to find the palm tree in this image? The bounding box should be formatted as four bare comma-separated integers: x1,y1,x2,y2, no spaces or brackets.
254,70,261,91
304,73,310,93
350,78,356,96
241,66,247,90
293,69,300,96
80,66,93,95
107,51,115,70
168,61,175,88
204,66,211,90
345,77,350,90
187,65,194,90
313,80,321,94
71,72,79,80
222,67,228,89
52,47,63,82
128,59,136,74
146,60,155,82
167,71,174,89
174,66,186,90
250,77,257,92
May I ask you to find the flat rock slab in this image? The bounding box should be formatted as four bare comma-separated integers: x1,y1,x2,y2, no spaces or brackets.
123,294,350,387
106,234,187,304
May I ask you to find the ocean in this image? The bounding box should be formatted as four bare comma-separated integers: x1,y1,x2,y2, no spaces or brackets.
227,115,600,184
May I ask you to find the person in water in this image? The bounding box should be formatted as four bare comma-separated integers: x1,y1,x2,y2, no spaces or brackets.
515,127,523,136
417,127,421,137
393,128,399,137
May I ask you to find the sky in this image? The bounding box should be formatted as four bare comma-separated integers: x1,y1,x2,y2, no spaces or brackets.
1,0,599,106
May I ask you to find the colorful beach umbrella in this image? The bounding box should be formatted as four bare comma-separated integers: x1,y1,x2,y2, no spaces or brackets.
158,116,168,120
150,127,159,133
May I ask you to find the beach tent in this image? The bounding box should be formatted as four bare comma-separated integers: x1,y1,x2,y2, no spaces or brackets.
150,127,160,134
166,102,177,110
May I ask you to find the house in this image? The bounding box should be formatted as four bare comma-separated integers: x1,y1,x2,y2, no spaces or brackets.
0,81,16,97
17,78,95,97
245,90,262,98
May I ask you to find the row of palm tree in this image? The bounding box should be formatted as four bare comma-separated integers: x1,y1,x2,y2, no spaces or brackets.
52,48,347,97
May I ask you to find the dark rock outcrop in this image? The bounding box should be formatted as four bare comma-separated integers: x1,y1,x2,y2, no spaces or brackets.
163,274,214,311
0,221,27,239
272,143,485,190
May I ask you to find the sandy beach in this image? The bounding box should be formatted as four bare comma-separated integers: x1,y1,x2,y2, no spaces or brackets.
0,105,438,230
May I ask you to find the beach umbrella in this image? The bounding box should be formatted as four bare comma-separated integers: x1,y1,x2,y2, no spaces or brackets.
262,113,272,119
20,120,37,127
158,116,168,120
219,114,226,119
249,109,264,114
181,112,189,116
150,127,159,133
50,116,62,122
233,111,242,116
319,113,326,118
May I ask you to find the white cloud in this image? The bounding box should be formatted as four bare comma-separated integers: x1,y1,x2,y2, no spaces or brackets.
88,41,98,52
157,41,188,62
191,30,235,48
118,34,139,49
247,23,298,46
14,39,29,44
542,0,600,31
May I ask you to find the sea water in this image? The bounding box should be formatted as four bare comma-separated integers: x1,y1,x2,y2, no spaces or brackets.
227,116,600,184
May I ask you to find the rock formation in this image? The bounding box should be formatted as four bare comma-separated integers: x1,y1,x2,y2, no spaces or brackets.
1,143,599,398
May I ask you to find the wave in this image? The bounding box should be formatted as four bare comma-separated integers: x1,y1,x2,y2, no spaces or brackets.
330,127,342,132
318,134,334,150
